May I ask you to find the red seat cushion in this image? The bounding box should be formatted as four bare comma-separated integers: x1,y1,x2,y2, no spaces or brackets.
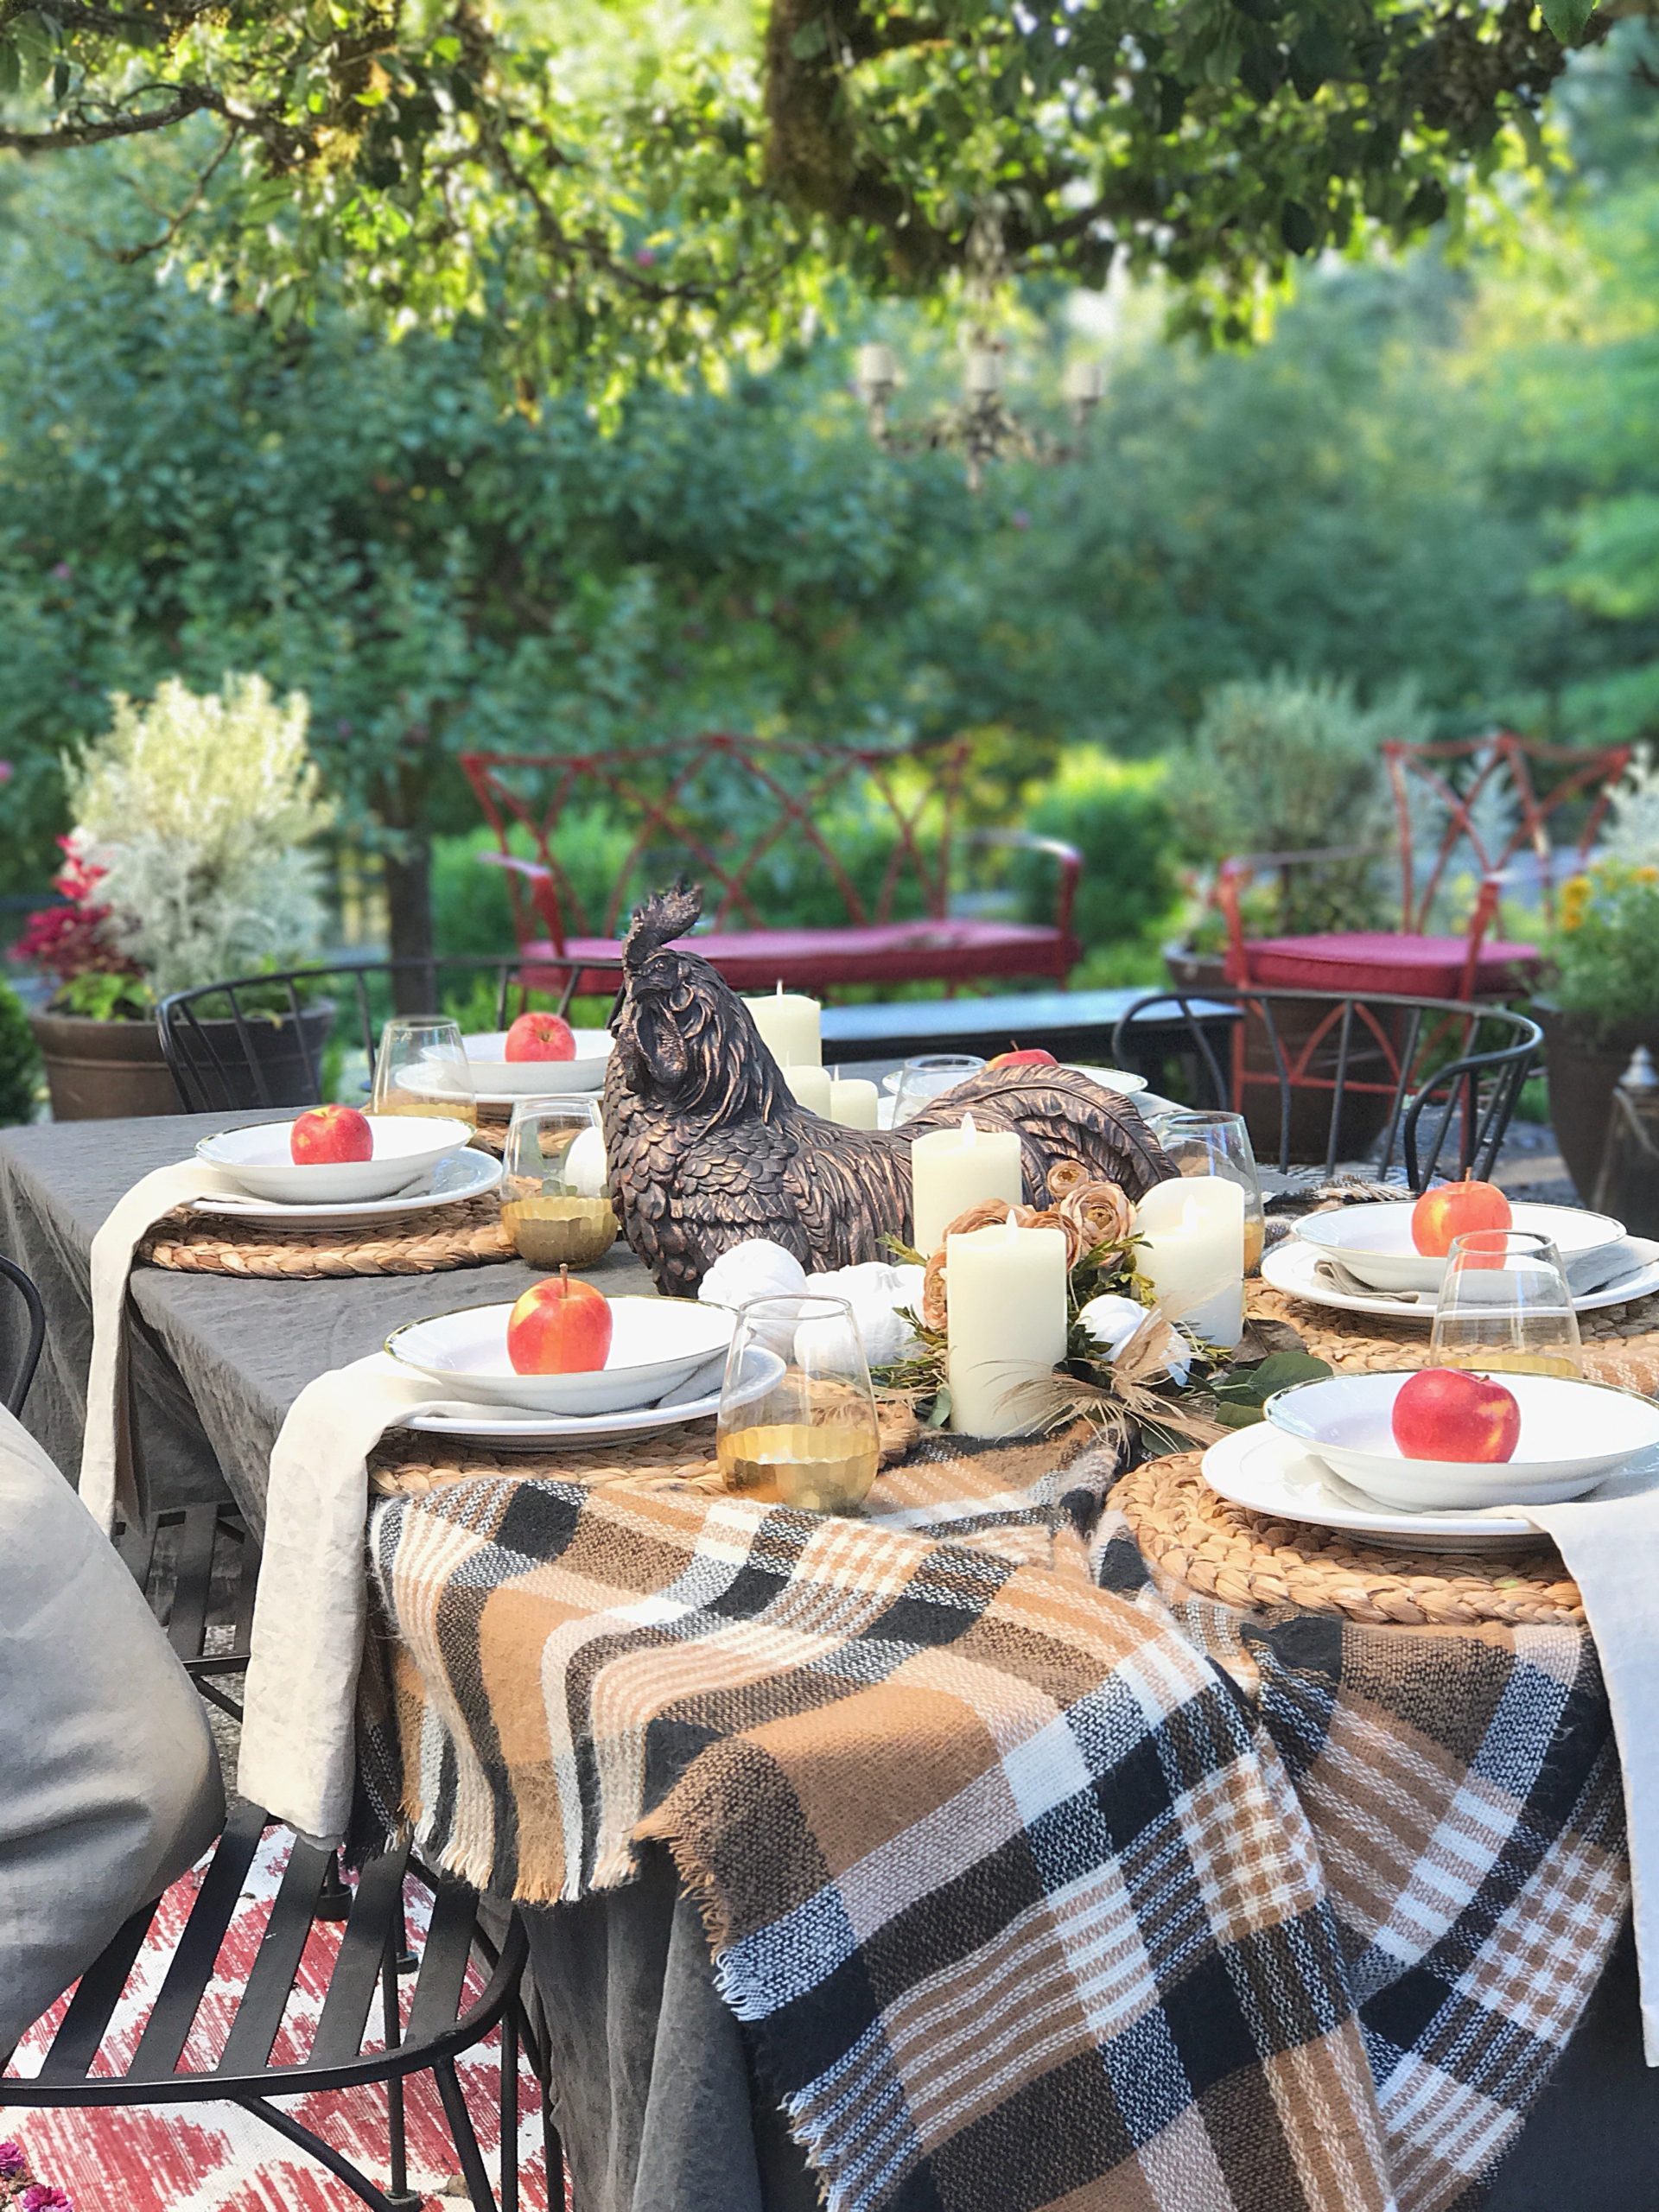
525,919,1071,993
1240,932,1540,998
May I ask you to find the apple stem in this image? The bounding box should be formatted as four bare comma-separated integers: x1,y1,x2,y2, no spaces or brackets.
560,1264,570,1289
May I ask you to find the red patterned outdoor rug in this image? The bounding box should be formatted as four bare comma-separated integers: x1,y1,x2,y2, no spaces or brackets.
4,1829,563,2212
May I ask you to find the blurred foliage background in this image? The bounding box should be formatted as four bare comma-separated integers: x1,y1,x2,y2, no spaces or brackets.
2,24,1658,986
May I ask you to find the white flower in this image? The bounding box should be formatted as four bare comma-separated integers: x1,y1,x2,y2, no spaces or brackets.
1076,1293,1192,1385
68,673,332,997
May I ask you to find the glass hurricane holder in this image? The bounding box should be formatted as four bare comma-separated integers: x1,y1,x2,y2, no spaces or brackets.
1150,1109,1267,1276
715,1294,882,1515
372,1016,476,1131
1429,1230,1584,1379
500,1097,616,1268
890,1053,987,1126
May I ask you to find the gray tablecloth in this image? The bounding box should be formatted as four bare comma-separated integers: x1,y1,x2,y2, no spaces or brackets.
1,1109,1650,2211
0,1109,816,2211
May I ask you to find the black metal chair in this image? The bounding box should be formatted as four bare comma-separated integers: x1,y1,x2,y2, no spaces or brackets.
0,1252,45,1415
1112,987,1541,1191
156,955,622,1114
1,1802,552,2212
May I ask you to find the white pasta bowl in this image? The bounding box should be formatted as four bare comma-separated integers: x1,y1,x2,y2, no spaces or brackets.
197,1115,472,1205
385,1295,736,1414
462,1029,614,1096
1263,1370,1659,1510
1294,1200,1623,1294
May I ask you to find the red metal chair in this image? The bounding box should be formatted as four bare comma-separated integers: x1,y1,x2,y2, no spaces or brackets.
460,734,1082,996
1215,731,1631,1000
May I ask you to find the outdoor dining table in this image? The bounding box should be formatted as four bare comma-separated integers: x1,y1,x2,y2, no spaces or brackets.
2,1105,1656,2212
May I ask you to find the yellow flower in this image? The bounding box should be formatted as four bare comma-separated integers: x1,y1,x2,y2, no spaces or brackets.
1560,874,1591,932
1638,867,1659,885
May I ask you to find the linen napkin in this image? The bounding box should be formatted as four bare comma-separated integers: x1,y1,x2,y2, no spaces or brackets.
237,1352,490,1842
80,1160,244,1534
1526,1461,1659,2064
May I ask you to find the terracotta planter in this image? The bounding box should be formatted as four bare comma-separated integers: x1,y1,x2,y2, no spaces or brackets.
30,1002,337,1122
1160,946,1395,1167
1535,1000,1654,1205
30,1009,180,1120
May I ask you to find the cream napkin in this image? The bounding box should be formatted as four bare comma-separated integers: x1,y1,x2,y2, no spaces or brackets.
238,1352,531,1842
80,1160,244,1534
1526,1460,1659,2064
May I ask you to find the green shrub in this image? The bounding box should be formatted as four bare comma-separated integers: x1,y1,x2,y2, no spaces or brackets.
0,982,41,1125
1013,752,1178,957
1549,861,1659,1038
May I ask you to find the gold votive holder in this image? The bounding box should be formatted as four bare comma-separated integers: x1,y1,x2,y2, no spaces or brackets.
501,1193,618,1268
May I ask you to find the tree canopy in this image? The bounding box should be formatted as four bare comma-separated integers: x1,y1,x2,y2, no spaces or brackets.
0,0,1596,373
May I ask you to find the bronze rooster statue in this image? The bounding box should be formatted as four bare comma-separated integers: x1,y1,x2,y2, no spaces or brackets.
601,884,1177,1297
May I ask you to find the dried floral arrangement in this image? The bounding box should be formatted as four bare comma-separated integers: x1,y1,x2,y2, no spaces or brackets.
879,1162,1327,1448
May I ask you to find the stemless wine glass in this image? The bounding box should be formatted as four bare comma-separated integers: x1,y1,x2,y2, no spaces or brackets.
889,1052,986,1125
1150,1109,1267,1275
1429,1229,1584,1377
715,1294,882,1514
372,1016,476,1130
501,1097,615,1266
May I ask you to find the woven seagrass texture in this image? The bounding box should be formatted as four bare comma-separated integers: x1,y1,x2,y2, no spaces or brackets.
1250,1281,1659,1395
1115,1449,1584,1628
141,1194,515,1279
467,1116,510,1156
369,1396,922,1497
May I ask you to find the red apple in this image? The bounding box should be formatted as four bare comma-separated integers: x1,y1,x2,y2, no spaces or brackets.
505,1011,576,1063
986,1046,1058,1070
1410,1177,1512,1258
1391,1367,1520,1464
289,1104,373,1165
506,1268,613,1375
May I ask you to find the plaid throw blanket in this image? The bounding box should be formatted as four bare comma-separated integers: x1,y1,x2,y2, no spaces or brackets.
362,1433,1624,2212
1140,1570,1626,2212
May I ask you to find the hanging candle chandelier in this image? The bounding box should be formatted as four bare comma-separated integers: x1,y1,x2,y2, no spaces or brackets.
853,339,1104,492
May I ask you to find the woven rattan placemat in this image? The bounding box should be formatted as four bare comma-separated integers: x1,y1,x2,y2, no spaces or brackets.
1115,1449,1583,1628
1249,1281,1659,1395
142,1194,515,1279
369,1397,923,1498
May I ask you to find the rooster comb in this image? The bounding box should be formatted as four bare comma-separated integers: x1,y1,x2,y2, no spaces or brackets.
623,880,704,971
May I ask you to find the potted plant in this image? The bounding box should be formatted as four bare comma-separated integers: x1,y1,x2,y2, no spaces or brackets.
15,674,336,1120
1535,860,1659,1200
1160,674,1426,1160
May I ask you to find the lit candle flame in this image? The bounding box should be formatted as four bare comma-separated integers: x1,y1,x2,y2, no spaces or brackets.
962,1111,976,1146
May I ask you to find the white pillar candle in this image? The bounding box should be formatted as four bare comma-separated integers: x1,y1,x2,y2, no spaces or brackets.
744,986,822,1069
783,1063,834,1116
1133,1174,1245,1350
829,1076,879,1129
909,1114,1024,1255
946,1217,1068,1436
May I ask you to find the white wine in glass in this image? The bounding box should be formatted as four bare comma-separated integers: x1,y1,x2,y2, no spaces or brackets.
1429,1229,1584,1378
372,1016,477,1131
716,1294,881,1514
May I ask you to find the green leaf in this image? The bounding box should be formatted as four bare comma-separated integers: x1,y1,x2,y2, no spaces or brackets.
1281,199,1318,255
1213,1350,1332,1407
1541,0,1593,42
789,16,830,60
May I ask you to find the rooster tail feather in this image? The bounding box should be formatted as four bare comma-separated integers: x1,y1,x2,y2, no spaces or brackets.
624,880,704,970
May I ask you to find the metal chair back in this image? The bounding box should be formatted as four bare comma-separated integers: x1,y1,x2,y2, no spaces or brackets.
1113,987,1540,1192
0,1255,45,1416
156,956,620,1113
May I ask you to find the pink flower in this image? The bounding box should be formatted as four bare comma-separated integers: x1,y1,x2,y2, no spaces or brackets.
0,2144,28,2181
21,2186,74,2211
634,247,657,267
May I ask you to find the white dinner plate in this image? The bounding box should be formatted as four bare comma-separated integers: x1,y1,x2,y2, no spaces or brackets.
1261,1233,1659,1321
396,1344,786,1447
385,1294,736,1414
400,1033,613,1109
198,1114,473,1205
1262,1369,1659,1510
1293,1199,1624,1294
191,1143,503,1228
1200,1421,1554,1552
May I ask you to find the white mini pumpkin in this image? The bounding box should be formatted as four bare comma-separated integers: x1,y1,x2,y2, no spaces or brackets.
697,1239,810,1359
801,1261,925,1370
1076,1291,1192,1385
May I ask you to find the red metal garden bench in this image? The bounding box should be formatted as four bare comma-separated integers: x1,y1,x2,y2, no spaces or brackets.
1214,730,1631,999
460,734,1083,995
